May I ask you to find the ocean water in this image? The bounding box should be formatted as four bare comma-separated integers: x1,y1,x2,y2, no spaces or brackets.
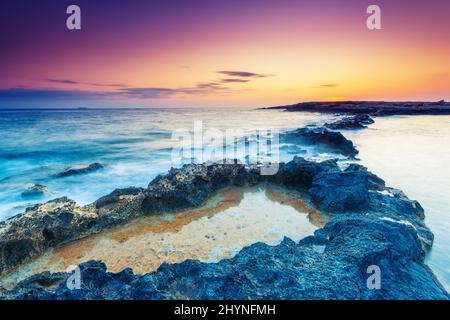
0,108,335,219
1,108,448,291
345,116,450,291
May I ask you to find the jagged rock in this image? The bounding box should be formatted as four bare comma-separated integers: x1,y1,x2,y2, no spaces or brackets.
141,163,260,213
2,221,447,299
0,145,448,299
325,115,375,130
21,184,48,198
309,170,370,213
344,164,385,191
0,197,98,275
267,156,339,189
281,127,358,157
56,163,104,178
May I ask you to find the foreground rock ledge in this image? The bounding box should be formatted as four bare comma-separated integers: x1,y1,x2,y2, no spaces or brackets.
0,154,447,299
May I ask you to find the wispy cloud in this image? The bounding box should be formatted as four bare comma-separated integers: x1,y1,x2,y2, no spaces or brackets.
0,82,230,103
46,79,80,85
45,78,126,88
1,71,268,106
314,83,339,88
0,88,108,101
217,71,271,78
220,78,250,83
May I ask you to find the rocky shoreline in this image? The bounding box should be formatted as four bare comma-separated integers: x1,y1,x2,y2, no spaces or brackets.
0,125,448,299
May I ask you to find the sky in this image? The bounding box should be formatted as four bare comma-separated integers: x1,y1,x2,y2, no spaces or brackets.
0,0,449,108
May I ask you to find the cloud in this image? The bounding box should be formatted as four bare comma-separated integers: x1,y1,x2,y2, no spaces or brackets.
220,78,250,83
45,78,126,88
89,82,127,88
46,79,80,85
117,87,179,99
314,83,339,88
217,71,270,78
0,82,230,105
1,72,259,106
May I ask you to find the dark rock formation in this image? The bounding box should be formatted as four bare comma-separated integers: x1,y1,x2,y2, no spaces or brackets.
267,157,338,189
0,197,98,275
0,141,448,299
56,163,104,178
263,100,450,116
309,169,371,213
21,184,48,198
281,127,358,157
325,114,375,130
2,209,447,299
142,163,260,213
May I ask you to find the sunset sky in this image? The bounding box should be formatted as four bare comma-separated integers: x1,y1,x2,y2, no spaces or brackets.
0,0,449,108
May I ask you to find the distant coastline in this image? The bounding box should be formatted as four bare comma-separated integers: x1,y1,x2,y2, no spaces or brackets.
261,100,450,116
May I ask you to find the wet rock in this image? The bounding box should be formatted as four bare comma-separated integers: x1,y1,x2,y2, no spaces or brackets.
345,163,385,191
141,163,260,213
309,170,370,213
281,127,358,157
2,226,448,299
0,150,447,299
56,163,104,178
90,187,147,229
268,156,339,189
325,115,374,130
21,184,48,198
0,197,98,275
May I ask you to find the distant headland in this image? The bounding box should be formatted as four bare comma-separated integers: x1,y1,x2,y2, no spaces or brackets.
261,100,450,116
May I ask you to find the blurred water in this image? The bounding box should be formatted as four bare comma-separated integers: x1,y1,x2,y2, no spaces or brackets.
345,116,450,291
0,108,334,219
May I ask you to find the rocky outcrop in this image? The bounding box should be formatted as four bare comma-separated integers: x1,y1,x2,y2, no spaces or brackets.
281,127,358,157
0,198,97,275
21,184,48,198
0,155,447,299
0,188,148,275
142,163,260,213
2,204,447,299
56,163,104,178
325,114,374,130
0,157,347,276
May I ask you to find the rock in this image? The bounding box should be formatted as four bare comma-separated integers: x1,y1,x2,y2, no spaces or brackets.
21,184,48,198
267,156,339,189
56,163,104,178
91,187,147,229
309,170,370,213
0,150,448,299
0,197,98,275
2,225,448,299
141,163,260,213
281,127,358,157
344,164,385,191
325,115,375,130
